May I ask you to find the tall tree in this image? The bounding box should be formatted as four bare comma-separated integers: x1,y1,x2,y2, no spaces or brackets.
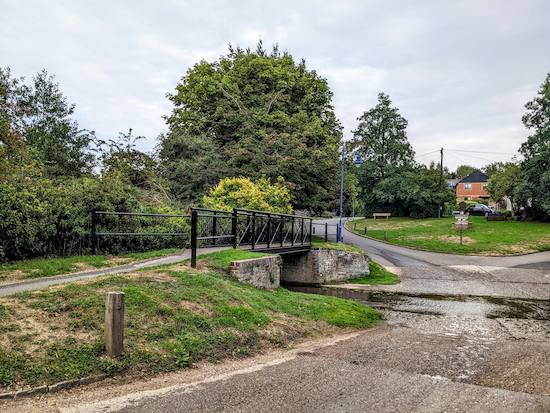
514,71,550,218
159,42,342,213
455,165,477,179
353,93,415,179
0,67,95,179
353,93,415,214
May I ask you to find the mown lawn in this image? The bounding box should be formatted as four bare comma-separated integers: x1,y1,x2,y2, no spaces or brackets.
0,250,382,389
348,216,550,255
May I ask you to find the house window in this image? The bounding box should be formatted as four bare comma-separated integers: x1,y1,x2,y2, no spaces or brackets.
464,184,472,190
483,183,487,189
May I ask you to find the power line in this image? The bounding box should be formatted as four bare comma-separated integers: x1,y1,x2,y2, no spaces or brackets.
446,149,518,156
415,149,440,160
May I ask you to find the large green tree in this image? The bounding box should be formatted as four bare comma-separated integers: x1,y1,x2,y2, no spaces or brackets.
353,93,415,180
352,93,454,217
159,42,342,213
455,165,477,179
0,67,95,180
514,71,550,219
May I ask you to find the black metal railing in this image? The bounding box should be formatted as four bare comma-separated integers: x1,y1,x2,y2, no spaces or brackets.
92,208,313,268
91,211,191,255
311,222,340,242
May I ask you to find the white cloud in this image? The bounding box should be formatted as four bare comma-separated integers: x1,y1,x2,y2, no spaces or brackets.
1,0,549,169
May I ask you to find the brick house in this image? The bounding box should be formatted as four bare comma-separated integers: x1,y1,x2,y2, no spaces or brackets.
456,170,490,201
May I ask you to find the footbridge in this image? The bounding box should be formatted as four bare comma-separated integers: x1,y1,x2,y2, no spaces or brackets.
189,208,313,267
91,208,314,268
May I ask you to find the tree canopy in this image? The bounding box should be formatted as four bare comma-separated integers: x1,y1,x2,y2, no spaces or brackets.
202,176,292,214
455,165,477,179
0,67,96,180
352,93,454,217
514,70,550,218
486,162,520,214
158,42,342,213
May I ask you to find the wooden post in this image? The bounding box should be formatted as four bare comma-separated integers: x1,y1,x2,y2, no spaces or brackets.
364,227,367,234
384,231,387,241
105,292,125,357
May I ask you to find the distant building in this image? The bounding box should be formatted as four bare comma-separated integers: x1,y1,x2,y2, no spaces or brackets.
446,178,461,189
456,170,490,201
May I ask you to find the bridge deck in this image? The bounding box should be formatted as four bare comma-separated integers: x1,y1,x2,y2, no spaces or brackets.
240,243,312,254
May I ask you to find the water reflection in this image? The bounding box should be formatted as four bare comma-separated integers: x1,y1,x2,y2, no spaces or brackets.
286,285,550,320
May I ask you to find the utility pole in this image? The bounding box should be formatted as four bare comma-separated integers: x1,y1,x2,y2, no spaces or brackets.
440,147,443,192
439,148,443,218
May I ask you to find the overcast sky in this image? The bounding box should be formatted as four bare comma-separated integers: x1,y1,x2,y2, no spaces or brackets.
2,0,550,171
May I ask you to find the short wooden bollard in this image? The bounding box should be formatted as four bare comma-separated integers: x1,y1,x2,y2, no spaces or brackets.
384,231,387,241
364,227,367,234
105,292,125,357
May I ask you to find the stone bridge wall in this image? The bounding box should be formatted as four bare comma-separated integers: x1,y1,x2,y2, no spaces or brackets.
230,249,369,288
280,248,369,285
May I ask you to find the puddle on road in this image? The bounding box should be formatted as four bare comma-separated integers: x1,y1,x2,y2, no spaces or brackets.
286,285,550,320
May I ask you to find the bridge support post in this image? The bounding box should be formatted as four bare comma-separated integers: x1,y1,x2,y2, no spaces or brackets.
232,209,238,249
191,210,198,268
91,211,97,255
251,212,256,250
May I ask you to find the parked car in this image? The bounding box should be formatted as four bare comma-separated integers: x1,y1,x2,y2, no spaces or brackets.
465,204,493,216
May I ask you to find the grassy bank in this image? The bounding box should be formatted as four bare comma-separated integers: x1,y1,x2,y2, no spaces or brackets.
348,217,550,255
0,250,382,390
0,249,180,285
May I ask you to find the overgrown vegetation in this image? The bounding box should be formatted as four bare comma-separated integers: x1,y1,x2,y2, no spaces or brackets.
350,216,550,255
0,250,382,389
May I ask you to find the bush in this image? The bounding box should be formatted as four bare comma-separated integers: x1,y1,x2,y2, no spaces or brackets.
0,177,189,261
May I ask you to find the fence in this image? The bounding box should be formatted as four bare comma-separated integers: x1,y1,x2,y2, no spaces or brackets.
92,208,313,268
91,211,191,255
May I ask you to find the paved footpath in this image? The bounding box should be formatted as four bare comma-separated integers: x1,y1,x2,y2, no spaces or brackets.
0,246,230,297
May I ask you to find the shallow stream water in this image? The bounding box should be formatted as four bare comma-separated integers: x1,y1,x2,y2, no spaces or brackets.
286,285,550,321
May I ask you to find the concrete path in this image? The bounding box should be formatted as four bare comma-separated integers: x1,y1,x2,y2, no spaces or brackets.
0,246,230,297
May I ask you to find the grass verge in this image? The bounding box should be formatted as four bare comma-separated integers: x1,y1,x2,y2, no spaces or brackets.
311,235,365,254
0,249,382,390
0,249,180,284
348,217,550,255
344,261,400,284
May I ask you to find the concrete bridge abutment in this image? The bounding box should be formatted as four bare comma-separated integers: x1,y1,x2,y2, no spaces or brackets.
230,248,369,288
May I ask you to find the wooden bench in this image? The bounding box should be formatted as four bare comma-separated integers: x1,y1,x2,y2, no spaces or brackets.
486,213,507,221
373,212,391,219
